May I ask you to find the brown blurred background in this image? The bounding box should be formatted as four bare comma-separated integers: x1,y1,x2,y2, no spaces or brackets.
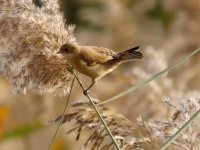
1,0,200,149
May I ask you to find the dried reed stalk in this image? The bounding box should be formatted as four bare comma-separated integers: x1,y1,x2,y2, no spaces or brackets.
51,101,159,150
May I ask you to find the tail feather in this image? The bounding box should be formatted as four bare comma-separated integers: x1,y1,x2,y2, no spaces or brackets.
115,46,143,60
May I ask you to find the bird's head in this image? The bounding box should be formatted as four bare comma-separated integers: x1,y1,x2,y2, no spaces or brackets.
57,42,80,56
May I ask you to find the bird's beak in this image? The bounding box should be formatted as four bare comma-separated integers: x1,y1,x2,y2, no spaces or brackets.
57,51,62,54
57,49,65,54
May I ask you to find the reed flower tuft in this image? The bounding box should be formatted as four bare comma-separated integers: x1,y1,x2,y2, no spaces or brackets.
149,92,200,150
52,91,200,150
51,101,159,150
0,0,75,95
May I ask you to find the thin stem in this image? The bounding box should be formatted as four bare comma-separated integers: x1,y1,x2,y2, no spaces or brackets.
72,71,121,150
48,77,75,150
97,47,200,106
160,108,200,150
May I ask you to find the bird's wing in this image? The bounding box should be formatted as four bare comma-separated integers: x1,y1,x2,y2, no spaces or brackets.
80,46,116,66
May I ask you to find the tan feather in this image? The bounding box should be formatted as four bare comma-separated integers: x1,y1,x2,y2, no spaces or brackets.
80,46,116,65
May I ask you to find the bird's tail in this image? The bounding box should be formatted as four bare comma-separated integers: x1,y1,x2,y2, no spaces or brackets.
115,46,143,61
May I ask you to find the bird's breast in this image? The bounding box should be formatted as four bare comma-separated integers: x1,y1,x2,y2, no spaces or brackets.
67,56,119,79
68,57,101,78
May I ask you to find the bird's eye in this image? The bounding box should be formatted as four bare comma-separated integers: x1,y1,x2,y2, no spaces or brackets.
58,44,68,54
63,47,68,52
61,44,68,51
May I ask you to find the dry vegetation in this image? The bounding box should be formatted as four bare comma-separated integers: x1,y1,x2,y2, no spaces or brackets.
51,94,200,150
0,0,200,150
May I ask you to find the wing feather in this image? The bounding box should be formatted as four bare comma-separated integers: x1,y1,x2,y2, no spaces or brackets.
80,46,116,66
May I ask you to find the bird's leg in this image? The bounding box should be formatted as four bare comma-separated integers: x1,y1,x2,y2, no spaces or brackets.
83,79,96,95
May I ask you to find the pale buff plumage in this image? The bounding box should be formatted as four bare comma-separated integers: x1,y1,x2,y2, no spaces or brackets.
58,43,143,94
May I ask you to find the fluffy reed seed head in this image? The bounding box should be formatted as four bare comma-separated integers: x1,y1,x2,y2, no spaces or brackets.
0,0,76,95
50,101,159,150
149,92,200,150
51,92,200,150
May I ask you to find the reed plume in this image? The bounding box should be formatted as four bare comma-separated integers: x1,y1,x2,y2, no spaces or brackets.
51,91,200,150
50,101,159,150
0,0,75,95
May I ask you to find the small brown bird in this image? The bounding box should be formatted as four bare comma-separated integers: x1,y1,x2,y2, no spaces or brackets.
57,42,143,94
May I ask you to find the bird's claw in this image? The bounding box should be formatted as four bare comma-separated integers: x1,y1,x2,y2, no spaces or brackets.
83,90,89,95
67,65,74,73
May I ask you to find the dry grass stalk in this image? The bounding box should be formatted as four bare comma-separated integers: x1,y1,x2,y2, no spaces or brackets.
51,91,200,150
149,92,200,150
51,101,159,150
0,0,75,95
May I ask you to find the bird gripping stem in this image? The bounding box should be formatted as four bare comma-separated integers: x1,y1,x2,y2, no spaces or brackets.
72,70,121,150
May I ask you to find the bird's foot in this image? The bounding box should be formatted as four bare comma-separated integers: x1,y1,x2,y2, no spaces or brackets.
83,90,89,96
67,65,74,73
